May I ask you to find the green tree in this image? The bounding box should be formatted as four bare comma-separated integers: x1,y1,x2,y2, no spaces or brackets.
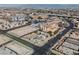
47,31,52,36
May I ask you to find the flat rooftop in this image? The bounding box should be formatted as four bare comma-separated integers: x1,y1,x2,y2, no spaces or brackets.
5,41,34,55
0,46,17,55
21,31,50,47
8,25,39,37
62,42,79,51
69,31,79,40
51,29,79,55
59,46,76,55
0,34,12,46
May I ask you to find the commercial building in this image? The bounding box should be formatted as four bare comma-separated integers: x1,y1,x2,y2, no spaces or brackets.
5,41,34,55
7,25,39,37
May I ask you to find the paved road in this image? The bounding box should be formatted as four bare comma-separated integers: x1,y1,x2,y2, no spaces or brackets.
2,18,74,55
0,14,74,55
2,32,41,52
32,19,74,55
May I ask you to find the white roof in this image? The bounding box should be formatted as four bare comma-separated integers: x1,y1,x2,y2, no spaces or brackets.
8,25,39,37
59,46,78,55
5,41,34,55
62,42,79,51
0,34,12,45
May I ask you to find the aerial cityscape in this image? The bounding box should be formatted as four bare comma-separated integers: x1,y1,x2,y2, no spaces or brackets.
0,4,79,55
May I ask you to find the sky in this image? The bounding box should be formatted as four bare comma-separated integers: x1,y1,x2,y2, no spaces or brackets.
0,4,79,9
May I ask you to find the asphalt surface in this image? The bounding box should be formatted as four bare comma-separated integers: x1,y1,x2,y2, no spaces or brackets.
32,18,74,55
3,32,41,51
0,15,74,55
